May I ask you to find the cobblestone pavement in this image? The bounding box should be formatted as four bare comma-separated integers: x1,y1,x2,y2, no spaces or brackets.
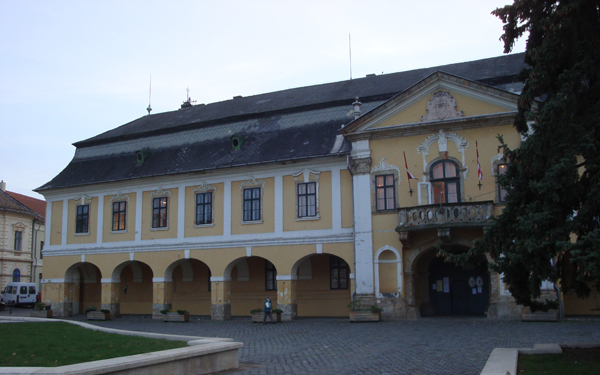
49,315,600,375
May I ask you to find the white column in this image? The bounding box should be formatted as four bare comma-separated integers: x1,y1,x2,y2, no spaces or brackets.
44,200,52,247
61,199,68,245
223,181,231,236
135,189,143,242
331,167,342,230
177,185,185,239
96,194,104,244
350,140,374,295
274,174,283,233
353,172,374,295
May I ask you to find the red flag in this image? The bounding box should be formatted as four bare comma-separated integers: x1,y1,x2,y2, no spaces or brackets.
476,141,483,181
404,152,417,180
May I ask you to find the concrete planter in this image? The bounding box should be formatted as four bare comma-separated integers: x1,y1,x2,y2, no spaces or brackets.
521,307,558,322
349,311,381,322
30,310,52,318
87,311,111,321
251,312,281,323
162,312,190,322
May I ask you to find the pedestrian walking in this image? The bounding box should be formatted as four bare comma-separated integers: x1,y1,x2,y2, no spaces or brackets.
263,296,274,324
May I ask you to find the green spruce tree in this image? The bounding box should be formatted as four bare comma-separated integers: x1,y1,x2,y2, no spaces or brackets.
447,0,600,311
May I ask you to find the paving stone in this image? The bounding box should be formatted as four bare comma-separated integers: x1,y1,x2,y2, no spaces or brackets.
5,310,599,375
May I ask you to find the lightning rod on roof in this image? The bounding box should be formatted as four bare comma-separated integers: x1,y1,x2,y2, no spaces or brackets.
146,75,152,115
349,33,352,80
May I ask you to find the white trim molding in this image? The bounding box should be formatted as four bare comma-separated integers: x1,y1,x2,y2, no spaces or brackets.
374,245,402,298
417,129,470,179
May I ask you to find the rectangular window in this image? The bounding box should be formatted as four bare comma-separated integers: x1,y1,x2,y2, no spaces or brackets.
208,270,212,292
243,187,261,222
195,192,213,225
330,256,349,290
152,197,168,228
497,164,508,202
112,201,127,231
40,241,44,259
297,182,317,217
14,231,22,251
265,260,277,291
375,174,395,211
76,204,89,233
28,286,35,294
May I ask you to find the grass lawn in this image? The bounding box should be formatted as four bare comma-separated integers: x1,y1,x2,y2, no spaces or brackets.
518,347,600,375
0,322,188,367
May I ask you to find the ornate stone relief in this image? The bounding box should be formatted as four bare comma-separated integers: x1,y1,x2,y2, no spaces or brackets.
149,186,172,201
371,158,402,185
239,177,266,190
349,157,372,175
193,181,217,194
416,130,470,179
110,192,131,203
421,91,464,122
490,153,505,176
71,194,93,205
293,169,321,183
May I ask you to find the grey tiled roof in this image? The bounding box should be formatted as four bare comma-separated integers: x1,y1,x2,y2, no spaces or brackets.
37,53,526,192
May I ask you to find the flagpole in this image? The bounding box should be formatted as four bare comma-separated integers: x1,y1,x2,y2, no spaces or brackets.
404,151,415,196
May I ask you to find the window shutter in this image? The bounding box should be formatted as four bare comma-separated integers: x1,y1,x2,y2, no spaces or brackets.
417,182,432,205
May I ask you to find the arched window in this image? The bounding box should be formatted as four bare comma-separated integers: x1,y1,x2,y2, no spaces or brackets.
12,269,21,282
430,160,460,203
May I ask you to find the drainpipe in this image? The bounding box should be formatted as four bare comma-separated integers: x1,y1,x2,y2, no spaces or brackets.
31,217,41,285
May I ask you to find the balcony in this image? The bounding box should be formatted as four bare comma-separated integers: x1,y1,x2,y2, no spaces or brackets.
395,201,494,247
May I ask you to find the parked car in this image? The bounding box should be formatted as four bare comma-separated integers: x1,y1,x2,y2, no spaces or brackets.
1,282,37,307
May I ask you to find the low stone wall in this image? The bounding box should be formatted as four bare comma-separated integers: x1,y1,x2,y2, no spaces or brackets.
0,317,243,375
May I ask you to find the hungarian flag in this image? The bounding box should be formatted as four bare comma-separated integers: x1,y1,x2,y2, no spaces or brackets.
476,141,483,181
403,152,418,180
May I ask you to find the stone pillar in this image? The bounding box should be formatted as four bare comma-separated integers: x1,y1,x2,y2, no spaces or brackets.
349,144,374,298
42,281,73,317
100,280,120,318
276,276,297,321
152,279,173,320
404,272,421,319
210,277,231,320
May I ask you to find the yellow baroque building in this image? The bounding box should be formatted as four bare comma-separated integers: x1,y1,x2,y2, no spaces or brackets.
38,53,591,320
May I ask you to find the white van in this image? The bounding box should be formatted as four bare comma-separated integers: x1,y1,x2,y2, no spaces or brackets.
1,282,37,306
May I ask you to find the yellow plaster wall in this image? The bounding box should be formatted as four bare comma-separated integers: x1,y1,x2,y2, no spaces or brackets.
252,244,316,274
296,254,352,316
67,197,98,244
41,255,81,279
369,123,520,223
118,263,153,314
563,288,600,316
102,193,136,243
231,178,275,235
189,248,247,276
184,183,224,238
322,242,354,271
230,257,274,315
340,169,354,228
375,91,510,128
282,172,332,231
141,188,178,240
135,250,186,278
170,261,211,315
50,201,63,245
80,281,101,314
85,253,130,279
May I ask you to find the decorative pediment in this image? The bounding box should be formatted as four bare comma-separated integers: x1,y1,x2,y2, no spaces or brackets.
490,154,505,176
371,158,402,186
71,194,93,205
293,169,321,183
239,177,266,190
417,130,470,179
110,192,131,203
149,187,172,201
421,91,464,122
193,181,217,194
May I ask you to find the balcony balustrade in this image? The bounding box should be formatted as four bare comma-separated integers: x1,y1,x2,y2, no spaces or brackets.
395,201,494,247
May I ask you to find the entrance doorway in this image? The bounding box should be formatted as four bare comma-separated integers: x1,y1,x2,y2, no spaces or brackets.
428,257,489,315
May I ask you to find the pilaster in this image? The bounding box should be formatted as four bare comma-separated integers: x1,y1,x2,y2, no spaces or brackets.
276,276,297,321
211,277,231,320
101,281,120,317
152,281,173,320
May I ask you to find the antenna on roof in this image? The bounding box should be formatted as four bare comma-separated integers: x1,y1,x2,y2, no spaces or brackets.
349,33,352,80
146,75,152,115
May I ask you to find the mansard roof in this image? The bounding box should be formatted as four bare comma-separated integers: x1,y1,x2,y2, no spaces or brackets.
37,53,526,192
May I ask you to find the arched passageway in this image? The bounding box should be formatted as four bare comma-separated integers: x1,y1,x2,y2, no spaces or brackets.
113,261,153,315
166,259,212,315
64,262,101,314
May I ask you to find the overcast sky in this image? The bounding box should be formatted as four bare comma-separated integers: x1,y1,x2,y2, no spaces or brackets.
0,0,525,200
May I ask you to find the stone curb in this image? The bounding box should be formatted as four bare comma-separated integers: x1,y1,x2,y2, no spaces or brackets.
0,316,243,375
480,342,600,375
0,316,232,344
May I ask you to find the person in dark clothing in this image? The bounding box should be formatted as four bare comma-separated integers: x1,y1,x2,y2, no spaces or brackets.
263,296,274,324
